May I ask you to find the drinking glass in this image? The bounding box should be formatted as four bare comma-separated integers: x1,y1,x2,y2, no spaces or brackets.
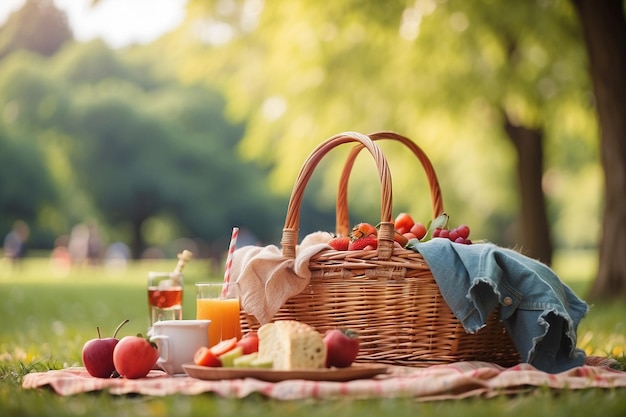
148,271,183,327
195,282,241,347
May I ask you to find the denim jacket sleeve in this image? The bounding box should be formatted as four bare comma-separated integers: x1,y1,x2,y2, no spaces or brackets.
411,239,588,373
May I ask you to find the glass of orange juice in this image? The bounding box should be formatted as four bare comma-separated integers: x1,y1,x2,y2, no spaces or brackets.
195,282,242,347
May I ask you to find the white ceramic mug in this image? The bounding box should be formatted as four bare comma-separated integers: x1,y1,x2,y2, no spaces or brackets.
150,319,210,375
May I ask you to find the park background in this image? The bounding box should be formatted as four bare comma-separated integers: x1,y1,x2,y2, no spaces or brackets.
0,1,625,416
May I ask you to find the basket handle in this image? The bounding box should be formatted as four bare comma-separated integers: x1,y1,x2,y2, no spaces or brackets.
281,132,396,260
336,131,445,237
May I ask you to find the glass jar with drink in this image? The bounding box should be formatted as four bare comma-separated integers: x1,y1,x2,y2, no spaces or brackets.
195,282,242,347
148,271,184,326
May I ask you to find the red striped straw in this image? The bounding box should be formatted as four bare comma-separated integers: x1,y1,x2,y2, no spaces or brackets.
221,227,239,298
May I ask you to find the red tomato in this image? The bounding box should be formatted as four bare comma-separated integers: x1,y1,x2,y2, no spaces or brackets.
112,336,159,379
237,331,259,354
194,346,222,367
323,329,360,368
410,222,427,240
394,213,414,235
209,337,238,356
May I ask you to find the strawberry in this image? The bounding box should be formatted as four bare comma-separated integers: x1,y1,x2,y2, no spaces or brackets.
328,236,350,251
348,236,378,250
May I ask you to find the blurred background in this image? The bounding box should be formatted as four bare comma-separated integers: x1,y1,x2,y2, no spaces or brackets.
0,0,624,300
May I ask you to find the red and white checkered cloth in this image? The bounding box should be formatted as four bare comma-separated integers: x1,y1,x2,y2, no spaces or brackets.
21,357,626,401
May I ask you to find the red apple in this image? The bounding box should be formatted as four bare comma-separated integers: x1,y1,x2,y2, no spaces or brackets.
113,335,159,379
82,319,129,378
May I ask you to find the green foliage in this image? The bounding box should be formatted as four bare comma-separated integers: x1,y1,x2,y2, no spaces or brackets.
179,0,600,249
0,39,284,256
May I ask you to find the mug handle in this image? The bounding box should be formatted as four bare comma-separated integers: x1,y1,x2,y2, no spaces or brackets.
149,335,169,364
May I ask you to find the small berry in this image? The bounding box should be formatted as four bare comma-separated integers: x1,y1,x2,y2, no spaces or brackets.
456,224,470,239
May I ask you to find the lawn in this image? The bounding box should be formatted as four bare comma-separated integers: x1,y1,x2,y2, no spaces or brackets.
1,250,625,416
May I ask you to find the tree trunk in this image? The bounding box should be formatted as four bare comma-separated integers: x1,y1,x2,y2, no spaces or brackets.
503,116,553,265
572,0,626,300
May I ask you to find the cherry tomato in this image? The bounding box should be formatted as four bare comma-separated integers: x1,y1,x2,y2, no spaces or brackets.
323,329,360,368
394,213,414,235
410,222,427,240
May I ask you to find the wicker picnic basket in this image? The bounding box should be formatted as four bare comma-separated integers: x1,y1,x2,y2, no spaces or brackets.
240,131,520,367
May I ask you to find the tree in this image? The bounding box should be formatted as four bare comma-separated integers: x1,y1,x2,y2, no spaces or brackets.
0,126,57,242
0,52,66,245
175,0,596,264
572,0,626,300
0,0,72,59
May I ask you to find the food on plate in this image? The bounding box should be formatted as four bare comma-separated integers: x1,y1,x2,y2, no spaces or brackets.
81,319,129,378
191,322,361,371
194,346,221,367
218,346,244,367
236,331,259,354
193,333,258,367
323,329,360,368
257,320,327,370
233,352,273,368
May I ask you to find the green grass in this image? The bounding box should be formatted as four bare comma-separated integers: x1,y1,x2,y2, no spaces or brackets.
1,251,625,416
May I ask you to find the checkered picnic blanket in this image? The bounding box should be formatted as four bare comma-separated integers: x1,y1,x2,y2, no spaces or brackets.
22,357,626,401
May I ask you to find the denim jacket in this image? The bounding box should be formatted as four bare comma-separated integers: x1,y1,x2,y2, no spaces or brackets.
411,239,588,373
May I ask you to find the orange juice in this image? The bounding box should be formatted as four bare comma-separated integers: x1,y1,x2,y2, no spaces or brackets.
196,298,242,347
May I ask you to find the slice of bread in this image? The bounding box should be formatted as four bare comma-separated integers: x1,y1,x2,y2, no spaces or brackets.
257,320,326,370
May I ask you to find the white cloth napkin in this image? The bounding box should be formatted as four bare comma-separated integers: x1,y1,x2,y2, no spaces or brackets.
231,232,332,324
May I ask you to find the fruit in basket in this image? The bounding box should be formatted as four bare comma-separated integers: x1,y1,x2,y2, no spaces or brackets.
323,329,360,368
410,222,428,240
328,236,350,251
82,319,129,378
394,213,427,242
394,231,409,247
348,236,378,250
394,213,415,235
433,223,472,245
351,222,377,239
112,335,159,379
